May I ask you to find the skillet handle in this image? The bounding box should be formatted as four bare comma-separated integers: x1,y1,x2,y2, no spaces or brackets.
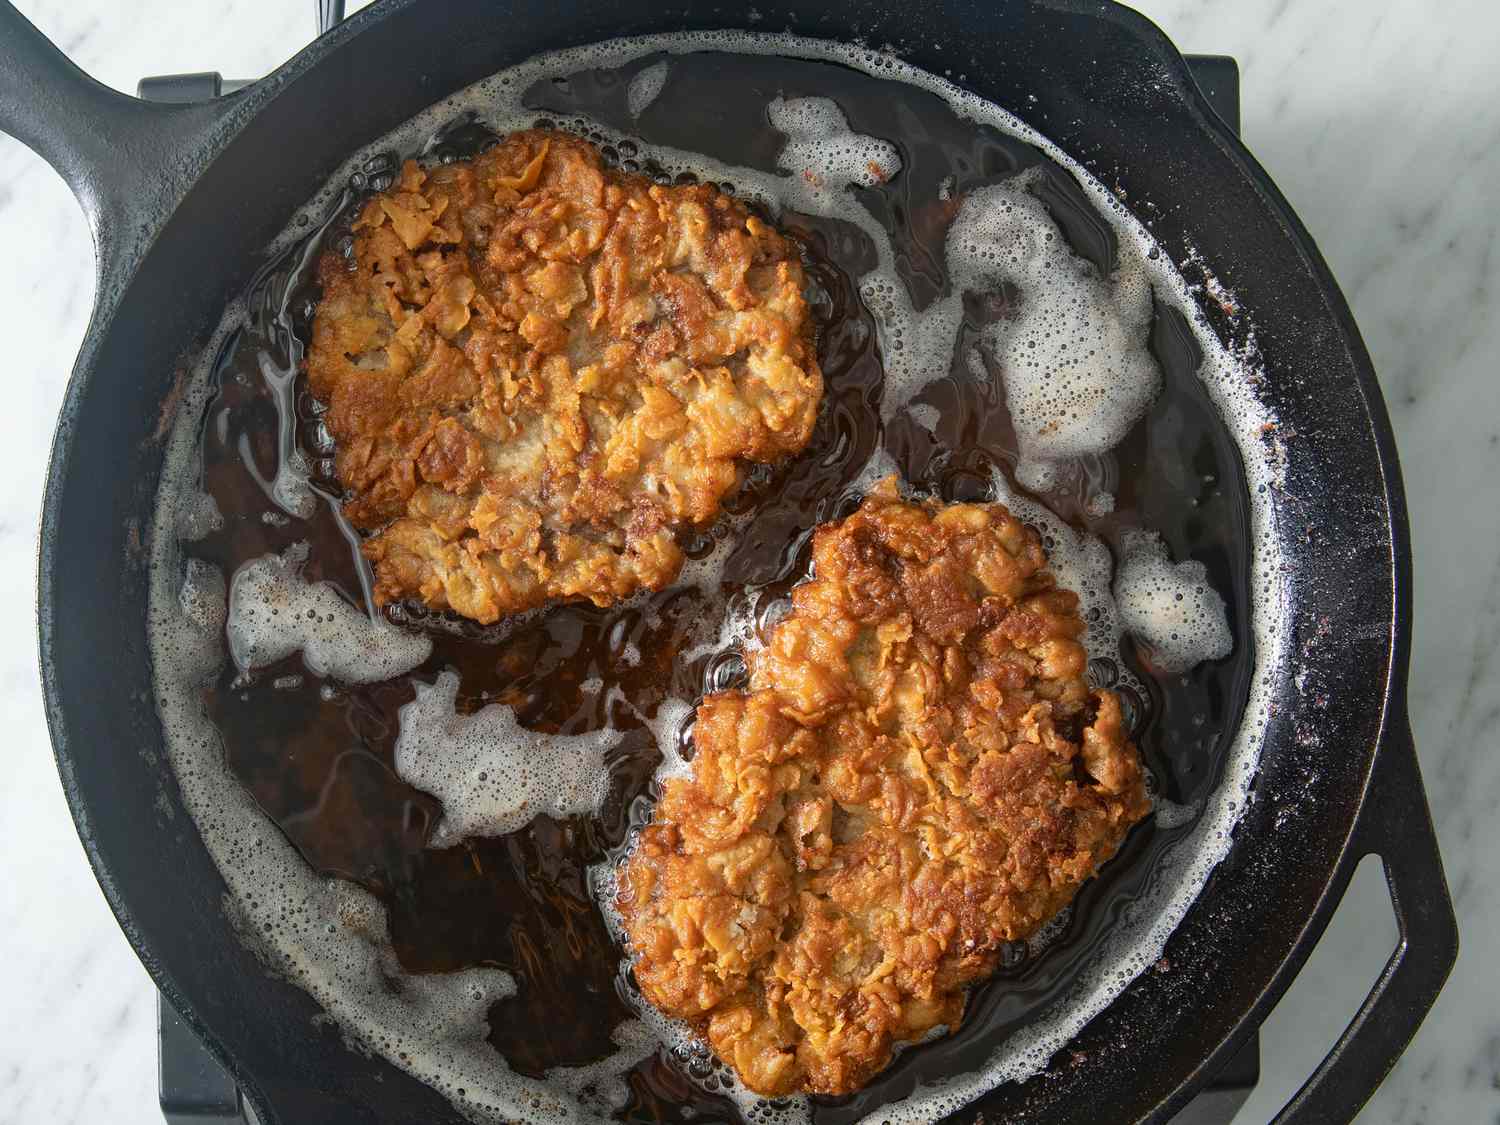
0,1,239,310
1271,722,1458,1123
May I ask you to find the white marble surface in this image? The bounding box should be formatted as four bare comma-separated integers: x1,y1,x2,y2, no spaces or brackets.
0,1,1494,1121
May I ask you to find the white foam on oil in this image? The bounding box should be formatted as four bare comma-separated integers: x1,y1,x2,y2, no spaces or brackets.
906,403,940,433
648,695,697,779
950,179,1158,491
148,32,1289,1125
1085,489,1117,517
227,545,432,684
150,418,564,1121
180,558,227,636
672,518,746,593
1114,531,1233,674
545,1020,657,1116
394,671,619,847
173,559,228,687
1154,798,1202,831
610,688,696,785
176,490,223,541
867,174,1160,491
767,96,900,190
626,60,670,118
755,99,1158,499
680,584,766,667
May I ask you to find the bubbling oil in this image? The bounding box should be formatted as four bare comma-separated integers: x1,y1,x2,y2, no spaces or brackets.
147,34,1284,1125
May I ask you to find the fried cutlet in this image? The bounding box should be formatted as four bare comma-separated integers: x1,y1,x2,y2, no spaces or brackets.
616,477,1150,1097
305,131,822,624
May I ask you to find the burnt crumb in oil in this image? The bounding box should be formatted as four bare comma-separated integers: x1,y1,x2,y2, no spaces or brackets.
184,48,1250,1124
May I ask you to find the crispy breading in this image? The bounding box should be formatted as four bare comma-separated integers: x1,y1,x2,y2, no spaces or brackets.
306,131,822,624
617,478,1150,1096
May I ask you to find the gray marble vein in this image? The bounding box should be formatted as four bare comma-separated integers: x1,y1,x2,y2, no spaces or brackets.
0,0,1493,1121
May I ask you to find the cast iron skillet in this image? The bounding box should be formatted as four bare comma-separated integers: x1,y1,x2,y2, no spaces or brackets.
0,0,1459,1121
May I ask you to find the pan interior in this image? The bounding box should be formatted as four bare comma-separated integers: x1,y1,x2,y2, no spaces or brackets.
145,31,1286,1125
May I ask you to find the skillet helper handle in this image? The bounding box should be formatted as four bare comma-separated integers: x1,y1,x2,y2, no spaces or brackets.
1272,723,1458,1123
0,1,239,308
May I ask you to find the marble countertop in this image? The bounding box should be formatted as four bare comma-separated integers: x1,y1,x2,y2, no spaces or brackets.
0,1,1494,1121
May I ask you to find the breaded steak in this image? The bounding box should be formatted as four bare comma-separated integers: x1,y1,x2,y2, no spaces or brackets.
617,478,1150,1096
306,131,822,624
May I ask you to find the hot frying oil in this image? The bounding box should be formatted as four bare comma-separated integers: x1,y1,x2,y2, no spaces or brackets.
185,49,1251,1122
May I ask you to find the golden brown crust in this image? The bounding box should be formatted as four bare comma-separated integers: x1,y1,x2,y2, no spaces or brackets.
617,478,1151,1097
306,131,822,623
